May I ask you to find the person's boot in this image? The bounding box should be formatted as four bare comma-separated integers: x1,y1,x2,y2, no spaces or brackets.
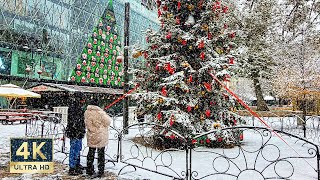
86,166,95,176
95,170,104,178
68,168,81,176
76,164,85,171
74,164,84,174
92,171,104,178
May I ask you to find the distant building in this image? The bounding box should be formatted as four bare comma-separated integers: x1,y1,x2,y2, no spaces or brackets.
0,0,158,83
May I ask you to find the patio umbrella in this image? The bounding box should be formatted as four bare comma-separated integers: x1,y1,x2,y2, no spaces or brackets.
0,84,41,98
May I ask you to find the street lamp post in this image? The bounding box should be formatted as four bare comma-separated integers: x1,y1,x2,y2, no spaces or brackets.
123,2,130,134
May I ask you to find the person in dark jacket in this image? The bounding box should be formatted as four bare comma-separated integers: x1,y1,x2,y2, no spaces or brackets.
65,94,86,175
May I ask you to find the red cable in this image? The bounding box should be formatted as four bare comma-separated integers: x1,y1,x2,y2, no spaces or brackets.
104,84,140,110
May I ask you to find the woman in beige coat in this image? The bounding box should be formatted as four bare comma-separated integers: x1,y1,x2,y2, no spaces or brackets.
84,99,111,177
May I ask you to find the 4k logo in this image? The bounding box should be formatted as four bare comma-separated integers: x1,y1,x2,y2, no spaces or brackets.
16,142,47,160
10,138,53,173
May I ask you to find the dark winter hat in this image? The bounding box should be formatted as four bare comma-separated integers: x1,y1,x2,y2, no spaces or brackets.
90,98,99,106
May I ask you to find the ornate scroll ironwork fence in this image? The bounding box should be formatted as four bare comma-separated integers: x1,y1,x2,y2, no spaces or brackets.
25,115,320,180
244,113,320,146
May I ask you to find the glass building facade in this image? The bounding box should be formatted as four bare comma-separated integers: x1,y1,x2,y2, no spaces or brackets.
0,0,158,83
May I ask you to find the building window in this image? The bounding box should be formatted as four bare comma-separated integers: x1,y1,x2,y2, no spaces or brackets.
0,50,11,75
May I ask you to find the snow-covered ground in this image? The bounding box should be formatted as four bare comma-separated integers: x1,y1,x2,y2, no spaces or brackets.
0,116,319,179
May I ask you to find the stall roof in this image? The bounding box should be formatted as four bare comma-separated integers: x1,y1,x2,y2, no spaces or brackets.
28,83,123,95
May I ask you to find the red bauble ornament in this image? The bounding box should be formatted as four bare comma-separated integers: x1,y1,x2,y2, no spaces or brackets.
143,52,148,59
212,4,217,11
166,32,172,39
157,112,162,120
192,139,197,144
200,140,204,144
152,45,159,50
176,16,180,25
218,137,223,142
229,32,236,38
161,86,167,97
182,39,187,46
165,63,171,71
189,75,193,82
81,77,86,83
200,52,205,60
198,0,204,9
208,32,213,40
163,5,168,11
198,41,205,49
170,134,175,139
222,6,228,13
203,82,212,91
187,106,192,112
169,115,175,126
205,109,211,118
177,1,181,10
169,68,175,75
229,57,235,64
206,138,211,144
158,9,162,17
155,64,160,71
240,134,244,141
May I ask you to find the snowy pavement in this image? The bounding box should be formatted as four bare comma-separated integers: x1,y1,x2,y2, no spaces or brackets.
0,117,319,179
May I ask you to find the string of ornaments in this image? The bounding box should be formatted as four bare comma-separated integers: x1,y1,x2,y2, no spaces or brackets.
131,0,242,146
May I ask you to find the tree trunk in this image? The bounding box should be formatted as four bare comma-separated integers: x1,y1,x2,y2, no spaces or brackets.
253,78,269,111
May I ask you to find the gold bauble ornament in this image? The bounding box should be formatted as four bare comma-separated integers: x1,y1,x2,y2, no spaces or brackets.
181,62,190,68
216,48,224,54
132,50,142,58
213,123,221,128
200,114,205,120
158,97,164,104
187,4,194,11
202,24,209,31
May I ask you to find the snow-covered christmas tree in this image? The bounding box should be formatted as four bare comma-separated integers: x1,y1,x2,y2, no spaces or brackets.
131,0,241,147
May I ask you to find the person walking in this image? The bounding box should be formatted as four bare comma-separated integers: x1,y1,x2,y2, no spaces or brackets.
84,98,111,177
65,94,86,175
